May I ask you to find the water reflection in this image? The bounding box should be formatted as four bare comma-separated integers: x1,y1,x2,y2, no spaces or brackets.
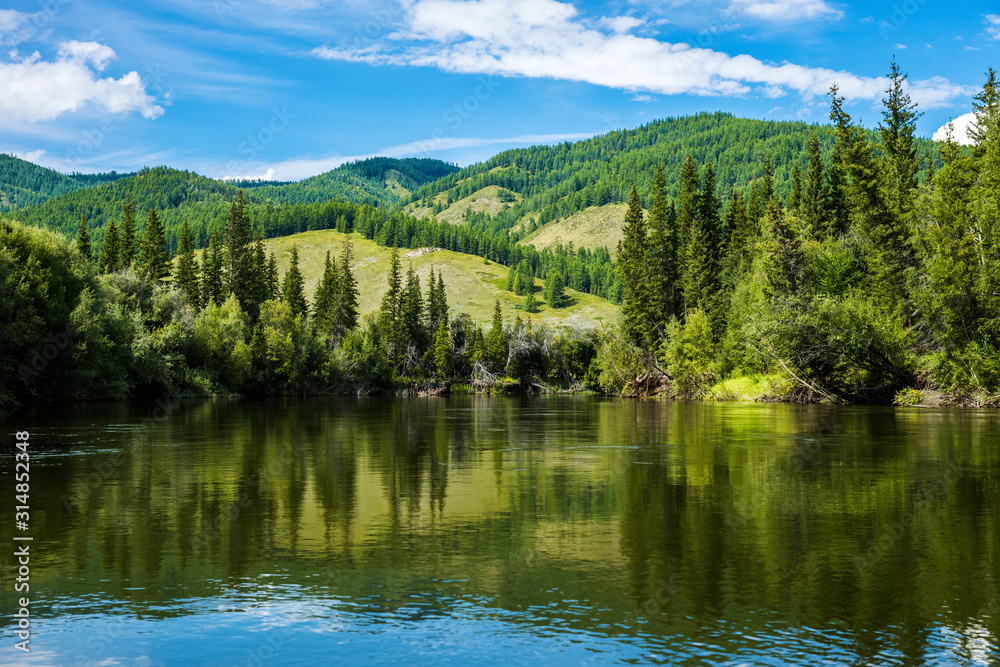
2,397,999,664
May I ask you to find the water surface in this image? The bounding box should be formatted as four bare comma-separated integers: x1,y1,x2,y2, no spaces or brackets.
2,397,999,665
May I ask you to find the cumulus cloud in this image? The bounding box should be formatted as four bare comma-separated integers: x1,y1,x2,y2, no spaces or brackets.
13,148,47,164
932,112,978,145
0,41,164,123
728,0,843,21
987,14,1000,40
312,0,970,108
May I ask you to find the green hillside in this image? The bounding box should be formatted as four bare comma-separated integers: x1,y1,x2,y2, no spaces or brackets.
404,112,943,239
266,229,618,328
0,153,131,211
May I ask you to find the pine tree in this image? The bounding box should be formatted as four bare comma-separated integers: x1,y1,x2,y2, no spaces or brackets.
401,265,427,355
379,246,404,363
334,240,359,337
879,57,922,225
803,132,827,237
544,269,567,309
77,214,91,260
226,190,253,306
486,299,506,371
647,164,676,327
266,252,279,300
140,208,170,281
120,195,136,267
617,185,652,346
281,245,308,317
313,250,339,338
970,67,999,154
677,156,700,264
524,291,539,313
432,316,453,381
250,228,268,308
202,228,225,306
174,218,200,306
101,218,120,272
789,162,802,212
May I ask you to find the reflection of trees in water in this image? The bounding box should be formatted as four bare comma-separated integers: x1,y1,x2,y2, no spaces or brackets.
20,398,1000,653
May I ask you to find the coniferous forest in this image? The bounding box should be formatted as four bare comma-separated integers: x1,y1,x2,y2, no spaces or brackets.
3,63,999,408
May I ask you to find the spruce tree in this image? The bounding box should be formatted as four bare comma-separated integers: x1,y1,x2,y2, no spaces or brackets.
524,291,539,313
789,162,802,212
401,265,427,354
266,252,279,300
647,164,676,327
174,218,200,307
250,228,268,308
101,218,120,272
879,57,922,225
617,185,652,346
120,196,136,267
486,299,507,371
281,245,308,317
379,246,404,363
226,190,253,306
803,133,827,237
335,240,359,337
544,269,567,309
140,208,170,281
202,228,225,306
970,67,999,154
77,214,91,260
313,251,339,336
432,317,453,380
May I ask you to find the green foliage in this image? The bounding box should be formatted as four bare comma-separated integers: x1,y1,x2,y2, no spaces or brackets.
544,269,567,309
281,245,308,317
662,309,716,398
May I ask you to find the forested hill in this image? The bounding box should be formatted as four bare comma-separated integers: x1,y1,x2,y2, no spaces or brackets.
403,112,943,230
9,157,459,243
251,157,460,206
0,153,131,211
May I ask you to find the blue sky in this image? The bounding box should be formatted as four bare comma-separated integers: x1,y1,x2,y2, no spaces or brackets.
0,0,996,181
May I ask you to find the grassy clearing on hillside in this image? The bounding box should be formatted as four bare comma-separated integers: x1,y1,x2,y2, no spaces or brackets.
265,229,618,328
520,204,647,257
405,185,521,225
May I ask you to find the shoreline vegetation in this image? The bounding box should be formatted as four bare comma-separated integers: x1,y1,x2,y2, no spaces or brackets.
3,61,1000,409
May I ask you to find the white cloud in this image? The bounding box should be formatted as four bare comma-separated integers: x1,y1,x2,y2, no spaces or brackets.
728,0,843,21
932,112,978,145
599,16,643,33
987,14,1000,40
894,43,907,49
0,41,163,122
13,148,47,164
631,94,654,102
312,0,971,109
218,132,594,181
0,9,28,32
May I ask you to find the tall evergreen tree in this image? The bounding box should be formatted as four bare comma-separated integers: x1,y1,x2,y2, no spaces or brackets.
250,228,269,309
281,246,308,317
544,269,567,309
647,164,676,327
432,317,453,380
970,67,998,154
379,246,404,363
334,240,360,338
76,214,91,260
401,265,427,355
313,251,339,337
120,195,136,267
202,228,225,306
803,132,828,237
174,218,200,306
101,218,120,272
789,162,802,213
617,185,652,346
226,190,254,306
140,208,170,281
486,299,506,371
677,156,700,264
266,252,280,301
879,57,922,225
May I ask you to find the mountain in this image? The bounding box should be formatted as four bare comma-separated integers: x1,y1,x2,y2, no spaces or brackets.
402,112,944,252
9,157,460,244
0,153,132,211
